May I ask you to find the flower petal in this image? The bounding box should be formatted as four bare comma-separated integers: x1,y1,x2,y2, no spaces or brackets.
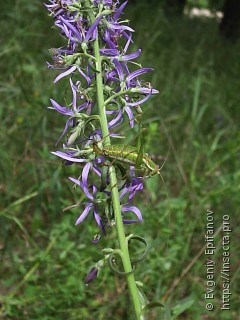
68,177,94,200
93,209,106,235
120,49,141,62
82,162,92,186
108,22,134,33
123,219,140,224
51,151,88,163
49,99,74,116
127,92,151,107
75,203,93,225
122,205,143,222
59,16,82,41
113,1,128,20
124,106,134,128
85,15,103,41
56,117,74,145
135,87,159,95
126,68,153,84
54,66,76,83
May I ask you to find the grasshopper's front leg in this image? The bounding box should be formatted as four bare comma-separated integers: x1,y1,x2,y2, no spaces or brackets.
73,145,95,158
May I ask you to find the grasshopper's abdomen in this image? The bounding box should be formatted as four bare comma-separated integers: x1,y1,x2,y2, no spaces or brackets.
102,145,138,166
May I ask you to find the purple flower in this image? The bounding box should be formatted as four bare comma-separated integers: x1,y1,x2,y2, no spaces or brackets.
106,22,134,33
84,15,103,42
119,180,144,223
125,68,154,88
68,177,106,234
123,176,144,201
49,98,74,116
57,16,83,42
47,0,158,138
99,48,141,62
45,0,73,18
113,1,128,20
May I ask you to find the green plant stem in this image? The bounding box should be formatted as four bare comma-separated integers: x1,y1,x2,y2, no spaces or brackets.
87,3,142,319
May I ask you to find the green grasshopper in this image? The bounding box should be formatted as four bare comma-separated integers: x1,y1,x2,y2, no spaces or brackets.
91,110,161,178
93,142,160,178
72,112,161,179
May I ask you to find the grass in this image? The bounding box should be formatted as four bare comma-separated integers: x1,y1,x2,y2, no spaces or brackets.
1,1,239,319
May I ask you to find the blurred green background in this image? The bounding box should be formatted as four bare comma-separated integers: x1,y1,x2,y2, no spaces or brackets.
0,0,239,319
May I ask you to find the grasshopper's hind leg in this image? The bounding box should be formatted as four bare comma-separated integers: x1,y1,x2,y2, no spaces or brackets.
100,161,130,192
100,165,109,191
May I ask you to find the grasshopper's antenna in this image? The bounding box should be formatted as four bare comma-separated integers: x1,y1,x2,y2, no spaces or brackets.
158,144,170,172
157,144,170,201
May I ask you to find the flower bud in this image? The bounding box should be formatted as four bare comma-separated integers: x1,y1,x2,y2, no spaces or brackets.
84,267,99,284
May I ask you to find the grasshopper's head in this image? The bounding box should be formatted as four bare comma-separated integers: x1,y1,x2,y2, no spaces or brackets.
144,156,160,177
151,165,160,176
